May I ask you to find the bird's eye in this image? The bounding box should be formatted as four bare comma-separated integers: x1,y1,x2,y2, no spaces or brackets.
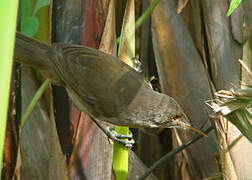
173,115,181,120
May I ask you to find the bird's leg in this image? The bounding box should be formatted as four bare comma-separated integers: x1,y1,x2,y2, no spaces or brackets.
91,117,135,148
131,56,142,73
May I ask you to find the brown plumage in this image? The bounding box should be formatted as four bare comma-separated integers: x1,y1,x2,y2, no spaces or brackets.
14,32,204,135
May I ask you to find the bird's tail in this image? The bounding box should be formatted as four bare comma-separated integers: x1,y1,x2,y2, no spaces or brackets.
14,32,62,85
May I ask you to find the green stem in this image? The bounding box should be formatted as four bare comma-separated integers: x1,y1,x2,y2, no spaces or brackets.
21,79,51,129
135,0,160,29
116,0,160,44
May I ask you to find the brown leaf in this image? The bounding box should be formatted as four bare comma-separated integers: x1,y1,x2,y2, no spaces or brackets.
151,0,219,178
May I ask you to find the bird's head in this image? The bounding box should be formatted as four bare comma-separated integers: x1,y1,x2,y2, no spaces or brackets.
151,94,207,136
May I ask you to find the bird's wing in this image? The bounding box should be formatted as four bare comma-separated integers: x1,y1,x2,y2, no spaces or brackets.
51,44,145,119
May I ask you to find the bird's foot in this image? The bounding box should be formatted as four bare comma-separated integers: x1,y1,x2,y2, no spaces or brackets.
132,56,142,73
105,127,135,148
91,117,135,148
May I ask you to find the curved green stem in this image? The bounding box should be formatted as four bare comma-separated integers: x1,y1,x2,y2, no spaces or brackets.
116,0,160,44
21,79,51,129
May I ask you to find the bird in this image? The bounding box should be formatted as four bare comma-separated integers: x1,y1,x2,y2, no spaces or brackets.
14,32,206,146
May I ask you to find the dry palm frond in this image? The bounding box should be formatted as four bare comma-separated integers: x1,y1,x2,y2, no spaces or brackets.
206,60,252,143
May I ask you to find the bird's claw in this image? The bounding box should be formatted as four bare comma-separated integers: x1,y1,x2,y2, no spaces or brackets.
106,127,135,148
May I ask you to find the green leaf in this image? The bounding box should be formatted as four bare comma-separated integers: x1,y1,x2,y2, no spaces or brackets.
0,0,19,177
21,0,40,37
227,109,252,143
227,0,242,16
21,16,39,37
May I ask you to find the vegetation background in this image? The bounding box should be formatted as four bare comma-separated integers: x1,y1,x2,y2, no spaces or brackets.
1,0,252,179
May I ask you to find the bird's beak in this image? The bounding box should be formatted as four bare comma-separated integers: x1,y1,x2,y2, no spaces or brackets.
183,124,208,137
173,114,208,137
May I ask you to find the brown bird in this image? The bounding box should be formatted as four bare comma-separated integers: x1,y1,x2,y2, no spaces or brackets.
14,32,205,146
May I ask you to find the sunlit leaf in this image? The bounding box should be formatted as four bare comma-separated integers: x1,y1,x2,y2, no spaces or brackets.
0,1,19,177
227,0,242,16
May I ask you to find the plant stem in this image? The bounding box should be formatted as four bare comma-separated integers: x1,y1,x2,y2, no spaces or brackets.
21,79,51,129
138,126,213,180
